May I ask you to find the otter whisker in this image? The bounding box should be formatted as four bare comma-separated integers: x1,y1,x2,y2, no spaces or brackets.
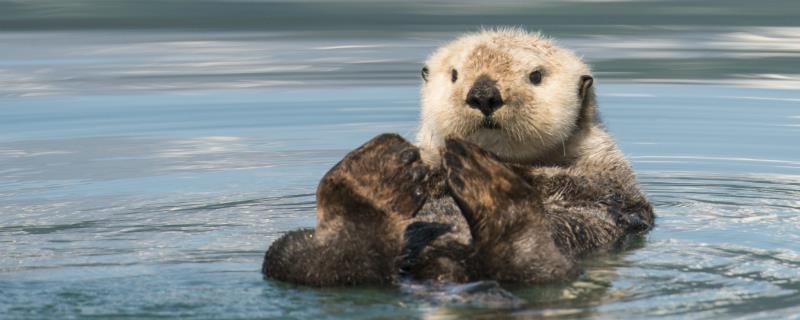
529,122,546,147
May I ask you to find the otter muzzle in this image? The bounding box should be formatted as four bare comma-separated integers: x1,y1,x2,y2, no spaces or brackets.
466,75,504,116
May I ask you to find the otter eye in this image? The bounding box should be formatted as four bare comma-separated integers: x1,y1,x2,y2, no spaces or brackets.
451,69,458,83
529,70,543,85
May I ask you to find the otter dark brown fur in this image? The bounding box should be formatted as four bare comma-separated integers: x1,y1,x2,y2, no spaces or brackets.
262,134,653,286
262,29,654,286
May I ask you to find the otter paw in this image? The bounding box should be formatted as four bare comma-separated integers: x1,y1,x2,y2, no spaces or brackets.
608,205,652,233
318,133,430,221
442,139,539,241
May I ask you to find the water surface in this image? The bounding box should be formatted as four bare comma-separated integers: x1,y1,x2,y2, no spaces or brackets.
1,1,799,319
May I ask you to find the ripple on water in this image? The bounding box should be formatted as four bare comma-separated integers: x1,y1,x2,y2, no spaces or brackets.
0,192,317,277
1,19,799,316
2,171,800,318
580,172,800,318
400,172,800,318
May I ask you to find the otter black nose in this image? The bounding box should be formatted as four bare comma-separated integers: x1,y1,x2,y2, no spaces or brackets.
466,75,504,116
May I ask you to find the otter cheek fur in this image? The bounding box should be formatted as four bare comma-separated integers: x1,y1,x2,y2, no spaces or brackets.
262,28,654,286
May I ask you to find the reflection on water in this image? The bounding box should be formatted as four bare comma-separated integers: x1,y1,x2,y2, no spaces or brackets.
1,0,799,319
4,26,800,97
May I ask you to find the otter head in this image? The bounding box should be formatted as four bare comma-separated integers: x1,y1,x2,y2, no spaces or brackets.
416,28,596,165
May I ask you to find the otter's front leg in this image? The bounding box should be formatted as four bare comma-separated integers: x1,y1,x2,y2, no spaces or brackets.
442,139,576,283
514,166,654,238
263,134,429,286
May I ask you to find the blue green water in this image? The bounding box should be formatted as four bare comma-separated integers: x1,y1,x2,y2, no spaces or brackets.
1,1,799,319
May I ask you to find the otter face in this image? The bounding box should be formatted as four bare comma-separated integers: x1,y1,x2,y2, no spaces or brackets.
417,29,594,164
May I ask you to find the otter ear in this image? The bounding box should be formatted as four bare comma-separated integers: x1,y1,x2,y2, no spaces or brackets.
576,75,598,128
579,75,593,99
421,66,429,82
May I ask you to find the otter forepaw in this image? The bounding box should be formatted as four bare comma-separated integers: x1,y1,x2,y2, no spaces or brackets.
318,133,430,223
442,139,572,282
441,139,538,241
608,206,652,234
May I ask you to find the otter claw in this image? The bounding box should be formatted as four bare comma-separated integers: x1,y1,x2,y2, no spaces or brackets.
445,138,469,157
443,152,463,169
409,167,425,181
400,149,420,165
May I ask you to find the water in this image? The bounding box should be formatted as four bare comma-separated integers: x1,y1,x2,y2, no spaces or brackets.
1,1,799,319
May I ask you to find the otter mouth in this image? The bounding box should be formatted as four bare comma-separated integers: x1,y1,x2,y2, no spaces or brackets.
479,117,501,130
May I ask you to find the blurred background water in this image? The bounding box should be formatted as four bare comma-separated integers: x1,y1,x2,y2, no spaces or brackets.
1,0,799,319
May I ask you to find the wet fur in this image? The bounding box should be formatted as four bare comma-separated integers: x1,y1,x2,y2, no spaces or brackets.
262,28,654,286
262,134,653,286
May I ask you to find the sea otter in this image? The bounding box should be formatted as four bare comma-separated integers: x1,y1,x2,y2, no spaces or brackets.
262,28,654,286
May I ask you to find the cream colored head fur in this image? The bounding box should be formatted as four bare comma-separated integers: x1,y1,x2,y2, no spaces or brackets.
416,28,595,165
